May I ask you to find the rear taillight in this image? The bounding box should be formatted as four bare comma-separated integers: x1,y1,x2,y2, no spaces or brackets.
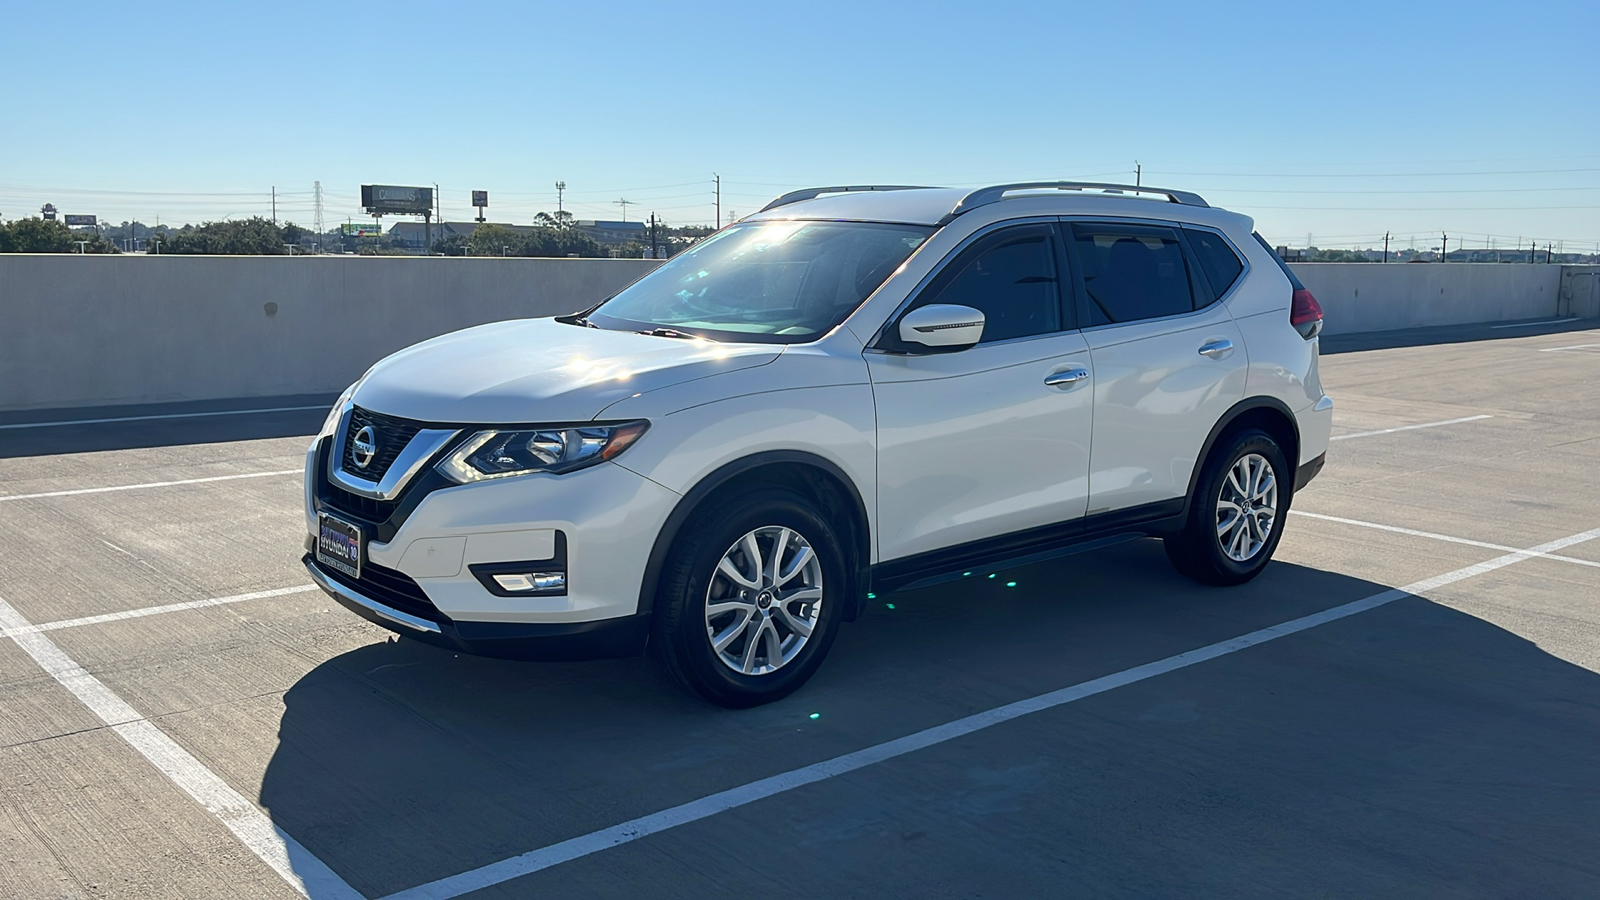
1291,288,1323,340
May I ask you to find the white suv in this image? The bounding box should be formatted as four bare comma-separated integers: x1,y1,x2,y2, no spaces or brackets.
304,182,1332,707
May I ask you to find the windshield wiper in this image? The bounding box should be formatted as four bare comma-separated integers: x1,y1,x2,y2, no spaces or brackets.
556,313,599,328
643,327,703,340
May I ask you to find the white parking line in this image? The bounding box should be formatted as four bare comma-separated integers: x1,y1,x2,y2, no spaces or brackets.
1538,343,1600,353
0,470,301,502
0,405,327,430
1489,318,1579,329
381,525,1600,900
0,585,318,639
1329,414,1493,441
0,592,362,900
1290,510,1600,570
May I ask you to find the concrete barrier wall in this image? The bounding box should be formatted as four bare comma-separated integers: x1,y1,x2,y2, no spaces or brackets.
1287,262,1564,335
1,255,662,411
1558,266,1600,318
0,255,1586,413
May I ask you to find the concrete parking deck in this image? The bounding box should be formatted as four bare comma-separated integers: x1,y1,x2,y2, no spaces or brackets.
3,319,1598,899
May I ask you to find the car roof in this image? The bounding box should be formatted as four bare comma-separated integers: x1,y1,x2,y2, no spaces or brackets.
743,188,968,226
741,184,1248,230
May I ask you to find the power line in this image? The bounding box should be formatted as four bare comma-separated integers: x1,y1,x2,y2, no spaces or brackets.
1158,166,1600,178
1190,185,1600,195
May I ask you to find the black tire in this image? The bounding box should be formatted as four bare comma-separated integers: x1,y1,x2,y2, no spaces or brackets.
1165,428,1292,586
648,489,847,708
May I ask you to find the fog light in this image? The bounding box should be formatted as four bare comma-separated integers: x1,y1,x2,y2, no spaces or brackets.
492,572,565,592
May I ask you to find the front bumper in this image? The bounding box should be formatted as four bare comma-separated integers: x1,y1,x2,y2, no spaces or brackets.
305,433,681,638
304,555,651,658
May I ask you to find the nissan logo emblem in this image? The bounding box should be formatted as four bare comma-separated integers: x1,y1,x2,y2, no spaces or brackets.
351,426,378,469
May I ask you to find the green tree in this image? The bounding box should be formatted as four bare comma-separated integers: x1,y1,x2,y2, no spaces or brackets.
465,223,613,258
0,218,118,253
533,210,575,229
433,234,470,256
156,217,301,254
466,224,525,257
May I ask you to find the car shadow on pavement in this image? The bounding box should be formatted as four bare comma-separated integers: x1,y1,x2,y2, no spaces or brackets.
0,395,333,459
258,541,1600,899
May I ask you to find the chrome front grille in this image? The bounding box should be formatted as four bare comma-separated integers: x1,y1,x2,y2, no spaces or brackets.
340,406,425,483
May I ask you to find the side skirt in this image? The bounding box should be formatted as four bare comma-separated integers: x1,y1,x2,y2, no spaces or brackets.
870,499,1185,594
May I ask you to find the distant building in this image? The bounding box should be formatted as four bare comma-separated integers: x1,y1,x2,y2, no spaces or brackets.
574,220,647,245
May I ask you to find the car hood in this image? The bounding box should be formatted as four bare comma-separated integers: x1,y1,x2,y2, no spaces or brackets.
352,317,782,423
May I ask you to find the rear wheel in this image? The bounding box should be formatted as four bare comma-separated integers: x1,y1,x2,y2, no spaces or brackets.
649,490,845,708
1165,428,1290,586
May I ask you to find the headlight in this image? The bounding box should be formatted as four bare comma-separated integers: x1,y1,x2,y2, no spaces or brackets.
436,420,650,483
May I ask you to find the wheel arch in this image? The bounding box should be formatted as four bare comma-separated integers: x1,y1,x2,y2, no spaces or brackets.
1180,397,1301,521
636,451,872,624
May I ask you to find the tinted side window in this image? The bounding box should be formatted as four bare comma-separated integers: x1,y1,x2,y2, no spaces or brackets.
1071,224,1195,326
916,225,1062,343
1185,229,1245,298
1251,231,1305,290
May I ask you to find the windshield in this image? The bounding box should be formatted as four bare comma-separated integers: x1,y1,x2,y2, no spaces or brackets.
586,220,933,343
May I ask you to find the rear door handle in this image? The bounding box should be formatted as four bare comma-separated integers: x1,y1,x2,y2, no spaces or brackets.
1198,339,1234,359
1044,366,1090,388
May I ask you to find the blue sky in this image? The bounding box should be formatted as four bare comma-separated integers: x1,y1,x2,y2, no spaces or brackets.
3,0,1597,250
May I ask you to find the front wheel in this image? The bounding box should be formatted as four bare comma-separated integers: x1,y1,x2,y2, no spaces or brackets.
649,490,846,708
1165,428,1291,586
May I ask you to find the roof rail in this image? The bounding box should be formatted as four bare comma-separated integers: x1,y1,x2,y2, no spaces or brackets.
941,181,1208,224
759,184,940,213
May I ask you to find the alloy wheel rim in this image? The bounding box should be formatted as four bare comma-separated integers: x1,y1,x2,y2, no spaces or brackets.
705,525,824,676
1216,453,1278,562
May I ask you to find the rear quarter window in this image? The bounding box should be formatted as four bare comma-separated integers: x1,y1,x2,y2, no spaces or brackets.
1185,228,1245,297
1251,232,1305,290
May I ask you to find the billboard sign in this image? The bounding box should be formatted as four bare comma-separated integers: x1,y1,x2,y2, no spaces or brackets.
471,190,488,208
41,203,57,221
341,222,383,236
360,184,433,215
64,214,97,226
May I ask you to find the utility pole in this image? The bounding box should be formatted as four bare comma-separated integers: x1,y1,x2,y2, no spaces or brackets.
1135,161,1141,187
615,198,633,222
555,181,566,213
1383,231,1390,262
649,212,659,259
1441,233,1448,262
271,186,276,225
714,173,721,228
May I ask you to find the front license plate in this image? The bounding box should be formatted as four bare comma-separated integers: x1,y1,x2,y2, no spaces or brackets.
316,512,363,579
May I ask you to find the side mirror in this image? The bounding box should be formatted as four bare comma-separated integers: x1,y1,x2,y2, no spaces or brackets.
898,304,985,350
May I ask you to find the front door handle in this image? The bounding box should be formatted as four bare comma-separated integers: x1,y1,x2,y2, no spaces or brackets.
1198,339,1235,359
1044,366,1090,388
